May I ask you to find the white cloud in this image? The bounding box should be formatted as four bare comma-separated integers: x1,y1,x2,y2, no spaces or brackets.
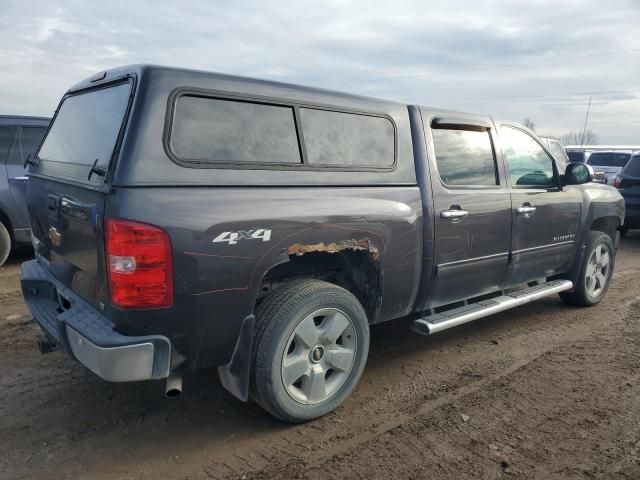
0,0,638,143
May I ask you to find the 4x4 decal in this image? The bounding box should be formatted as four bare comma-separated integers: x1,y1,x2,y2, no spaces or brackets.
212,229,272,245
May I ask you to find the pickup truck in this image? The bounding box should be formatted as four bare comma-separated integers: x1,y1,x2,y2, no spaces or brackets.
21,65,625,423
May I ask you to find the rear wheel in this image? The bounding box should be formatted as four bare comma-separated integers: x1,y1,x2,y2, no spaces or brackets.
251,279,370,423
560,231,615,307
0,221,12,267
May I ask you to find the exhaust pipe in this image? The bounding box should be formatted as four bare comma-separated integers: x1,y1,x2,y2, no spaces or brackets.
165,374,183,399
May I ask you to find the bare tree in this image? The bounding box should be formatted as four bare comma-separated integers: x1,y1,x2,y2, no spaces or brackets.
559,129,599,146
523,118,536,132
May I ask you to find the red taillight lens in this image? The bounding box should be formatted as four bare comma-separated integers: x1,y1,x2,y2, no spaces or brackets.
105,218,173,309
614,176,622,188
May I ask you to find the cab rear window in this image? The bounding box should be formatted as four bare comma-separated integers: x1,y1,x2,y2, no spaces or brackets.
37,81,132,177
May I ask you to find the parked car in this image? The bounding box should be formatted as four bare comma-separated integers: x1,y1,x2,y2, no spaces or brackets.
565,145,640,166
587,151,633,185
21,65,624,422
614,152,640,237
539,136,570,170
0,115,49,266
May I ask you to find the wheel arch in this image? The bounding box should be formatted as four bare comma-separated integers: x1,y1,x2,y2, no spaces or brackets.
590,215,622,242
256,248,383,323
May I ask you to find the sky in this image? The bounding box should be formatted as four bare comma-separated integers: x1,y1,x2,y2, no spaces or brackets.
1,0,639,144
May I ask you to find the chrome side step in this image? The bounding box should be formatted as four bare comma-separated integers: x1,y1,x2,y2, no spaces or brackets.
412,279,573,335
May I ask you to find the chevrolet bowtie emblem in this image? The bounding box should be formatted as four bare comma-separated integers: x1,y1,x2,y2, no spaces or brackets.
48,226,62,247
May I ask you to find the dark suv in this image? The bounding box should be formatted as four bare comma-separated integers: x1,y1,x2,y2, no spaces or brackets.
20,65,624,422
615,152,640,236
0,116,50,266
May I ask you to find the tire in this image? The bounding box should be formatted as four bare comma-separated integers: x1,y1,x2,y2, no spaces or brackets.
251,279,370,423
560,231,615,307
0,221,12,268
620,226,629,238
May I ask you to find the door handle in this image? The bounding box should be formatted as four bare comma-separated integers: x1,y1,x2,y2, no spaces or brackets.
441,209,469,219
14,176,29,181
517,205,537,215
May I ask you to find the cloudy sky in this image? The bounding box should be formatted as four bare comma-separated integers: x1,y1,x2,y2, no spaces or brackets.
1,0,639,143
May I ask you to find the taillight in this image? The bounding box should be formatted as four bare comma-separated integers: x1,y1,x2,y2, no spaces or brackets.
614,176,622,188
105,218,173,309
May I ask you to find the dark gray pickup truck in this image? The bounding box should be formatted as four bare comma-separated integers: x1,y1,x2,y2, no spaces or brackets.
21,65,624,422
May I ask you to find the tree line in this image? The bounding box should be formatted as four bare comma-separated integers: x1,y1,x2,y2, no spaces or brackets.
523,118,598,146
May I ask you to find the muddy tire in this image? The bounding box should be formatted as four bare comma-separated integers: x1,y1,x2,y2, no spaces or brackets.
251,279,369,423
560,231,615,307
0,221,11,267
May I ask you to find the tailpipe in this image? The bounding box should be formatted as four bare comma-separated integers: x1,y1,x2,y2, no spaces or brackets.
165,374,183,399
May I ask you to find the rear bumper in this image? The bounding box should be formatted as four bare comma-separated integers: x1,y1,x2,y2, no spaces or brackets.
20,259,171,382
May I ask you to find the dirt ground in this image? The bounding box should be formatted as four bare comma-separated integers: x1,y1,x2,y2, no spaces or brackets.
2,234,640,480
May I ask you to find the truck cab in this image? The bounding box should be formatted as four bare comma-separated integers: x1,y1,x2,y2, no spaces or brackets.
21,65,624,423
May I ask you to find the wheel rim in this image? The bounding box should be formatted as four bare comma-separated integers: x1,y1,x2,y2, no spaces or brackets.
585,243,611,297
281,308,357,405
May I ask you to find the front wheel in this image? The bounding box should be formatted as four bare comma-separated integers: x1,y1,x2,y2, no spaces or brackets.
560,231,615,307
251,279,370,423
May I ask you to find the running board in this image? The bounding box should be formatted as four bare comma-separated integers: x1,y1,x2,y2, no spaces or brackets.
412,279,573,335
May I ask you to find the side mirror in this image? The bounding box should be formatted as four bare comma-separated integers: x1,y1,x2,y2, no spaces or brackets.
564,162,594,185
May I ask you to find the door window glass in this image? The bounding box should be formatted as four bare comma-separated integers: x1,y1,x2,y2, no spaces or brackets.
431,127,498,186
501,127,556,188
546,139,569,170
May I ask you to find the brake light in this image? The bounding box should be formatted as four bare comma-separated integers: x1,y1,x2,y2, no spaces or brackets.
614,176,622,188
105,218,173,308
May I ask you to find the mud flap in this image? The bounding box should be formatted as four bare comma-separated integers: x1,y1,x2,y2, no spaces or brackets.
218,315,255,402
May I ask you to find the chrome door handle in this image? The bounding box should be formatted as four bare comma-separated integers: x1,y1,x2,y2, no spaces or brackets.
517,206,537,214
441,209,469,219
14,176,29,181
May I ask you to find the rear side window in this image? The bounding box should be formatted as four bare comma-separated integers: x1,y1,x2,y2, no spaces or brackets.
7,127,47,164
431,127,498,186
0,126,13,163
500,126,556,188
38,81,131,169
588,152,631,168
624,156,640,177
170,96,301,165
299,108,395,167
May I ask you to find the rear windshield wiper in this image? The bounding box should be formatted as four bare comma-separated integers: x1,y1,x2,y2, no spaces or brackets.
88,158,107,181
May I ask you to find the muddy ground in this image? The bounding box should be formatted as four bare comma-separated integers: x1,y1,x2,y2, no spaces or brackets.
2,235,640,480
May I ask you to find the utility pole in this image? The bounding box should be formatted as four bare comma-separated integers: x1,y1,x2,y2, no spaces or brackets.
580,96,592,145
